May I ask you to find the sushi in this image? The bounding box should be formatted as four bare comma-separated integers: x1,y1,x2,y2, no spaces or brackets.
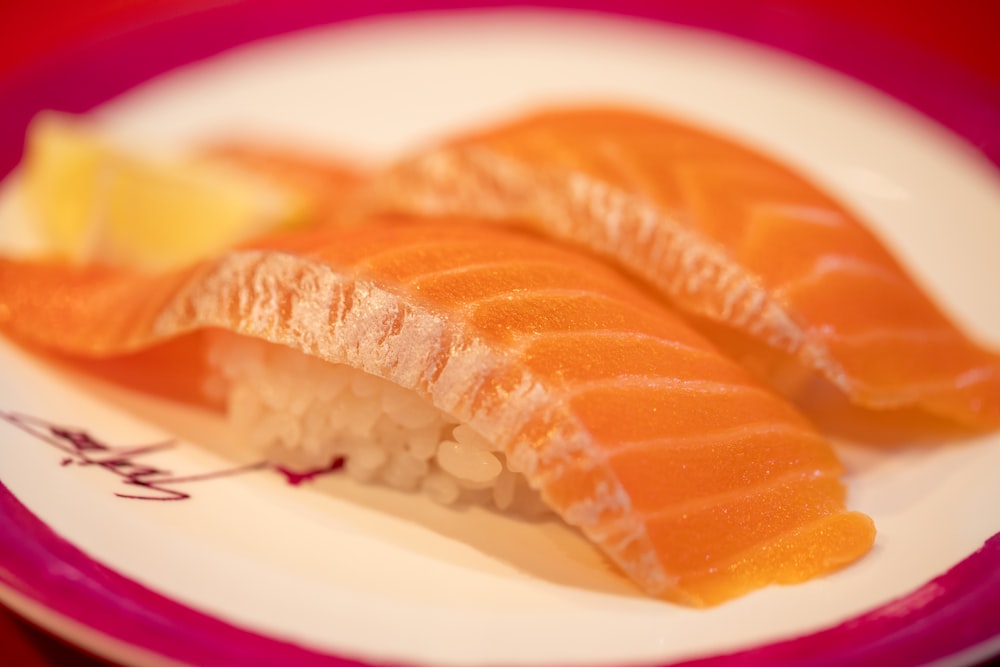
368,106,1000,432
199,142,369,228
0,217,874,606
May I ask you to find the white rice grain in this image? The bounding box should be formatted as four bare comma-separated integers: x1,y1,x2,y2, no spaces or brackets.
436,440,502,484
211,336,549,514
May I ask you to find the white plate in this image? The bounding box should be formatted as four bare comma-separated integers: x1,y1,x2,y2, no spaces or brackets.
1,9,998,667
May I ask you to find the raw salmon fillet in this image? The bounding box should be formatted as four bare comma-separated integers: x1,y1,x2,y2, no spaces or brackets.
202,142,369,227
0,219,874,606
368,107,1000,430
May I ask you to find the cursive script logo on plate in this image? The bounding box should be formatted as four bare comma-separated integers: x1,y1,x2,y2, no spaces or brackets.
1,410,271,501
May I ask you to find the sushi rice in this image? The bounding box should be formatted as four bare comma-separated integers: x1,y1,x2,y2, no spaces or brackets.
208,335,551,515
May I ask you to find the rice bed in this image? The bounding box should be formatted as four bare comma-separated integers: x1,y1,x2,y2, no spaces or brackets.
208,337,550,515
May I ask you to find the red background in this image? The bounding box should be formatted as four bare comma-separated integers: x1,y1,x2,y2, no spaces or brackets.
0,1,997,665
2,0,998,85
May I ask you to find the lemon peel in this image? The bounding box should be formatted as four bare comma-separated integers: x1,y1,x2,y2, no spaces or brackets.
19,112,309,270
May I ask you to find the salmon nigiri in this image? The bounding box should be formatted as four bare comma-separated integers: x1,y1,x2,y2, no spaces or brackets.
0,218,874,606
368,107,1000,432
200,142,369,227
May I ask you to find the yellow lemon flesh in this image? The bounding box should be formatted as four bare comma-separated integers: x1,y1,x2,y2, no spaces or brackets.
20,112,307,270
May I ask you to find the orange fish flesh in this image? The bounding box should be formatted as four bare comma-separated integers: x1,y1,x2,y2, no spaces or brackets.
368,107,1000,431
0,218,875,606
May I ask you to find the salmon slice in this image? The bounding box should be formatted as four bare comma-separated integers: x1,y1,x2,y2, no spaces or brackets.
201,142,369,227
368,107,1000,431
0,218,874,606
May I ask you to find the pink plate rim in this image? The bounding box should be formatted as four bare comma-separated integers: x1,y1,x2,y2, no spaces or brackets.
1,480,998,667
2,0,999,178
0,2,998,666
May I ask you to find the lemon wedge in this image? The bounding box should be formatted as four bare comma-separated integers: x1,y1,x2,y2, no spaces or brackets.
19,112,308,269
